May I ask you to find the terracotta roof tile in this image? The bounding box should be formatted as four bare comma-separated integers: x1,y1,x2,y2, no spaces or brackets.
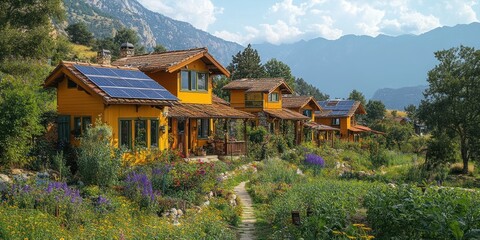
212,94,230,106
304,121,339,131
168,102,254,119
283,95,322,111
111,48,229,76
222,78,293,94
263,108,310,120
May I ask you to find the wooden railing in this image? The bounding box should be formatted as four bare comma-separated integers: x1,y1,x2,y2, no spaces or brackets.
214,140,246,156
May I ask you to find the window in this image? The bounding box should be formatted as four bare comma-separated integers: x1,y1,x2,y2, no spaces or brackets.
303,110,312,117
151,120,159,147
197,73,207,91
73,116,92,137
57,115,70,144
135,119,147,147
120,120,132,148
180,70,208,91
268,92,279,102
67,78,77,88
197,119,210,139
332,118,340,125
245,93,263,108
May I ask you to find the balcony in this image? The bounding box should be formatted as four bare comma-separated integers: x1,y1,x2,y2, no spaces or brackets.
245,100,263,108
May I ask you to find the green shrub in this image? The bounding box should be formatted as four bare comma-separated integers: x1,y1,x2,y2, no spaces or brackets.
77,119,122,187
364,184,480,239
266,179,375,239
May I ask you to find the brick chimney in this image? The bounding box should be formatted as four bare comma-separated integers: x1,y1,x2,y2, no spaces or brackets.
97,49,111,65
120,42,135,58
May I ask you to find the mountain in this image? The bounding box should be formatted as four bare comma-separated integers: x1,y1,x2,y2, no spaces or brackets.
371,85,427,110
253,22,480,99
62,0,243,65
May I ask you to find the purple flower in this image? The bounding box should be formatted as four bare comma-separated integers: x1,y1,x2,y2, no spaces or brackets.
96,195,110,205
125,171,155,202
45,181,82,203
305,154,325,168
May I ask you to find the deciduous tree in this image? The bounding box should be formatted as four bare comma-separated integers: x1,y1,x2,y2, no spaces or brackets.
419,46,480,174
366,100,386,124
348,89,367,107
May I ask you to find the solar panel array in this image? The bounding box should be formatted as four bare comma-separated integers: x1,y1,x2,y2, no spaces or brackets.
74,65,177,101
318,100,356,117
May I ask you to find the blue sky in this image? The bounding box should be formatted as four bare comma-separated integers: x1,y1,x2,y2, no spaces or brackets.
137,0,479,45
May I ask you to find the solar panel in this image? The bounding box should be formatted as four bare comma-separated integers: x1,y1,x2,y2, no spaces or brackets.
74,65,177,101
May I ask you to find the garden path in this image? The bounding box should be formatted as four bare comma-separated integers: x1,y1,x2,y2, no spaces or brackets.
234,181,256,240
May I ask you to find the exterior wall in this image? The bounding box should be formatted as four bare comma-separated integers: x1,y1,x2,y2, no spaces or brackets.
146,71,178,97
316,117,350,140
57,76,105,143
146,59,213,104
103,105,168,151
263,90,282,109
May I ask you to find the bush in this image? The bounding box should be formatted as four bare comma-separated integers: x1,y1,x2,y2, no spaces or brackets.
365,184,480,239
266,179,375,239
77,119,122,187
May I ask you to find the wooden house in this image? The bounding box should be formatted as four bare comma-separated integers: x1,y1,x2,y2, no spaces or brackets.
283,96,339,144
112,48,254,157
222,78,309,143
44,62,178,151
316,100,369,142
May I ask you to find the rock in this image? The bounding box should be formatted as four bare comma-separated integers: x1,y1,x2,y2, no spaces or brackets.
11,169,23,175
208,191,214,198
0,174,11,183
170,208,178,216
0,174,11,192
203,200,210,206
177,209,183,216
388,183,397,188
13,174,29,182
37,171,50,179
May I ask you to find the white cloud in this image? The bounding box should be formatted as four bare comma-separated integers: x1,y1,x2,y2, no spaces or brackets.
260,20,304,44
136,0,221,30
310,16,343,39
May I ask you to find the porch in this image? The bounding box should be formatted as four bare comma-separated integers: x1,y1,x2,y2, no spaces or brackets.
167,100,254,158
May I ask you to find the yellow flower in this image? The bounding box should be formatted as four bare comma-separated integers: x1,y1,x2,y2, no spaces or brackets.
24,238,29,240
361,227,372,231
332,230,342,235
353,223,365,227
60,238,65,240
347,236,357,239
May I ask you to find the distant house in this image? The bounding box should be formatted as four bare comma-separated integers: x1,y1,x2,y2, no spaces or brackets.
112,48,254,157
44,61,178,151
222,78,309,143
282,96,339,144
316,100,370,142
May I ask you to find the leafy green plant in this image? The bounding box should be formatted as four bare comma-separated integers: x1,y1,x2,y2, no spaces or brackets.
77,119,122,187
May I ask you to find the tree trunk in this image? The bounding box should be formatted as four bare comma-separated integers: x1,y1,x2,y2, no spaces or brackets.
460,136,469,174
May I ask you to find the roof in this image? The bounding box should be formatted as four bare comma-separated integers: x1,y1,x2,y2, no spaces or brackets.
111,48,229,76
212,94,230,106
44,61,177,106
304,121,339,131
283,95,322,111
263,108,310,120
168,102,254,119
348,125,384,135
222,78,293,94
316,100,366,118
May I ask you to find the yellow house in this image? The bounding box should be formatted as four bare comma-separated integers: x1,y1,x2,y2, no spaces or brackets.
315,100,369,142
112,48,254,157
282,96,339,144
44,61,178,152
222,78,309,143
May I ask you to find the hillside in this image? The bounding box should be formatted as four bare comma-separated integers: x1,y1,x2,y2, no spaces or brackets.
371,85,427,110
253,22,480,99
62,0,243,65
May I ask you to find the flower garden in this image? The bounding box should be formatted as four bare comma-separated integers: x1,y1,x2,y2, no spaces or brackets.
1,122,480,239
